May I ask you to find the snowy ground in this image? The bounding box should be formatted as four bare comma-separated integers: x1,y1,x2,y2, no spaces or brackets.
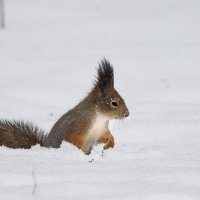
0,0,200,199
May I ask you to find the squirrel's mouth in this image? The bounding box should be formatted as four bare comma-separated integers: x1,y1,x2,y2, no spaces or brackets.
110,116,121,120
114,114,128,120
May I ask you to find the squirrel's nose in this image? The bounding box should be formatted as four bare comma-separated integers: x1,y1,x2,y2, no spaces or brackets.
124,111,129,118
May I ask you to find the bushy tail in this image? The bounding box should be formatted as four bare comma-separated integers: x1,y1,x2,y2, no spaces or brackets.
0,120,47,149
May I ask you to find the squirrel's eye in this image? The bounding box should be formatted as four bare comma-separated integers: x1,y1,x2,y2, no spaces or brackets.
111,101,118,108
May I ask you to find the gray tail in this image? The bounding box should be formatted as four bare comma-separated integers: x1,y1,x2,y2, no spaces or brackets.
0,120,47,149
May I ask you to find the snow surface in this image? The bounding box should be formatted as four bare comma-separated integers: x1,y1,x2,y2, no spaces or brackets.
0,0,200,199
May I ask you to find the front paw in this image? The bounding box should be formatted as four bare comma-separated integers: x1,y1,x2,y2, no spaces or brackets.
103,135,115,150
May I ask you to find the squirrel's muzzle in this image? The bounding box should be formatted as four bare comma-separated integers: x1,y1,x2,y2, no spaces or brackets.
124,110,129,118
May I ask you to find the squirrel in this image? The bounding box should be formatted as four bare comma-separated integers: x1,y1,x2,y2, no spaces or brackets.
0,59,129,155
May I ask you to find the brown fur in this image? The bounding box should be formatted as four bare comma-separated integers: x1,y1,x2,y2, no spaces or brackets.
97,131,115,149
64,130,115,152
65,133,87,150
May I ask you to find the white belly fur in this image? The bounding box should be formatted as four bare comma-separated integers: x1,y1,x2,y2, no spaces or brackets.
85,114,108,147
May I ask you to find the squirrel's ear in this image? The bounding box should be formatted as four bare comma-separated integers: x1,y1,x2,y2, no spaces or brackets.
95,59,114,96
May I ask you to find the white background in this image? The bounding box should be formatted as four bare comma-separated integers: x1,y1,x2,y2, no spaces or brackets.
0,0,200,199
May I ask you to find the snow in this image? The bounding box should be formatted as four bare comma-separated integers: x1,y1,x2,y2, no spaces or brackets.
0,0,200,199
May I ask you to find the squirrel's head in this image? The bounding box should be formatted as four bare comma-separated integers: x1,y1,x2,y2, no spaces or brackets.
93,59,129,120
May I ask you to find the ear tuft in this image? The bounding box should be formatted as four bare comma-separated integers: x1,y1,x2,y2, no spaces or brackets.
95,59,114,92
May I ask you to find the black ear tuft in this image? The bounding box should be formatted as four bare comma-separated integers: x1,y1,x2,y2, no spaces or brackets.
95,59,114,94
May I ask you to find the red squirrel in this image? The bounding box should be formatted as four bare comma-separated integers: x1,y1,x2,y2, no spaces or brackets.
0,59,129,154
